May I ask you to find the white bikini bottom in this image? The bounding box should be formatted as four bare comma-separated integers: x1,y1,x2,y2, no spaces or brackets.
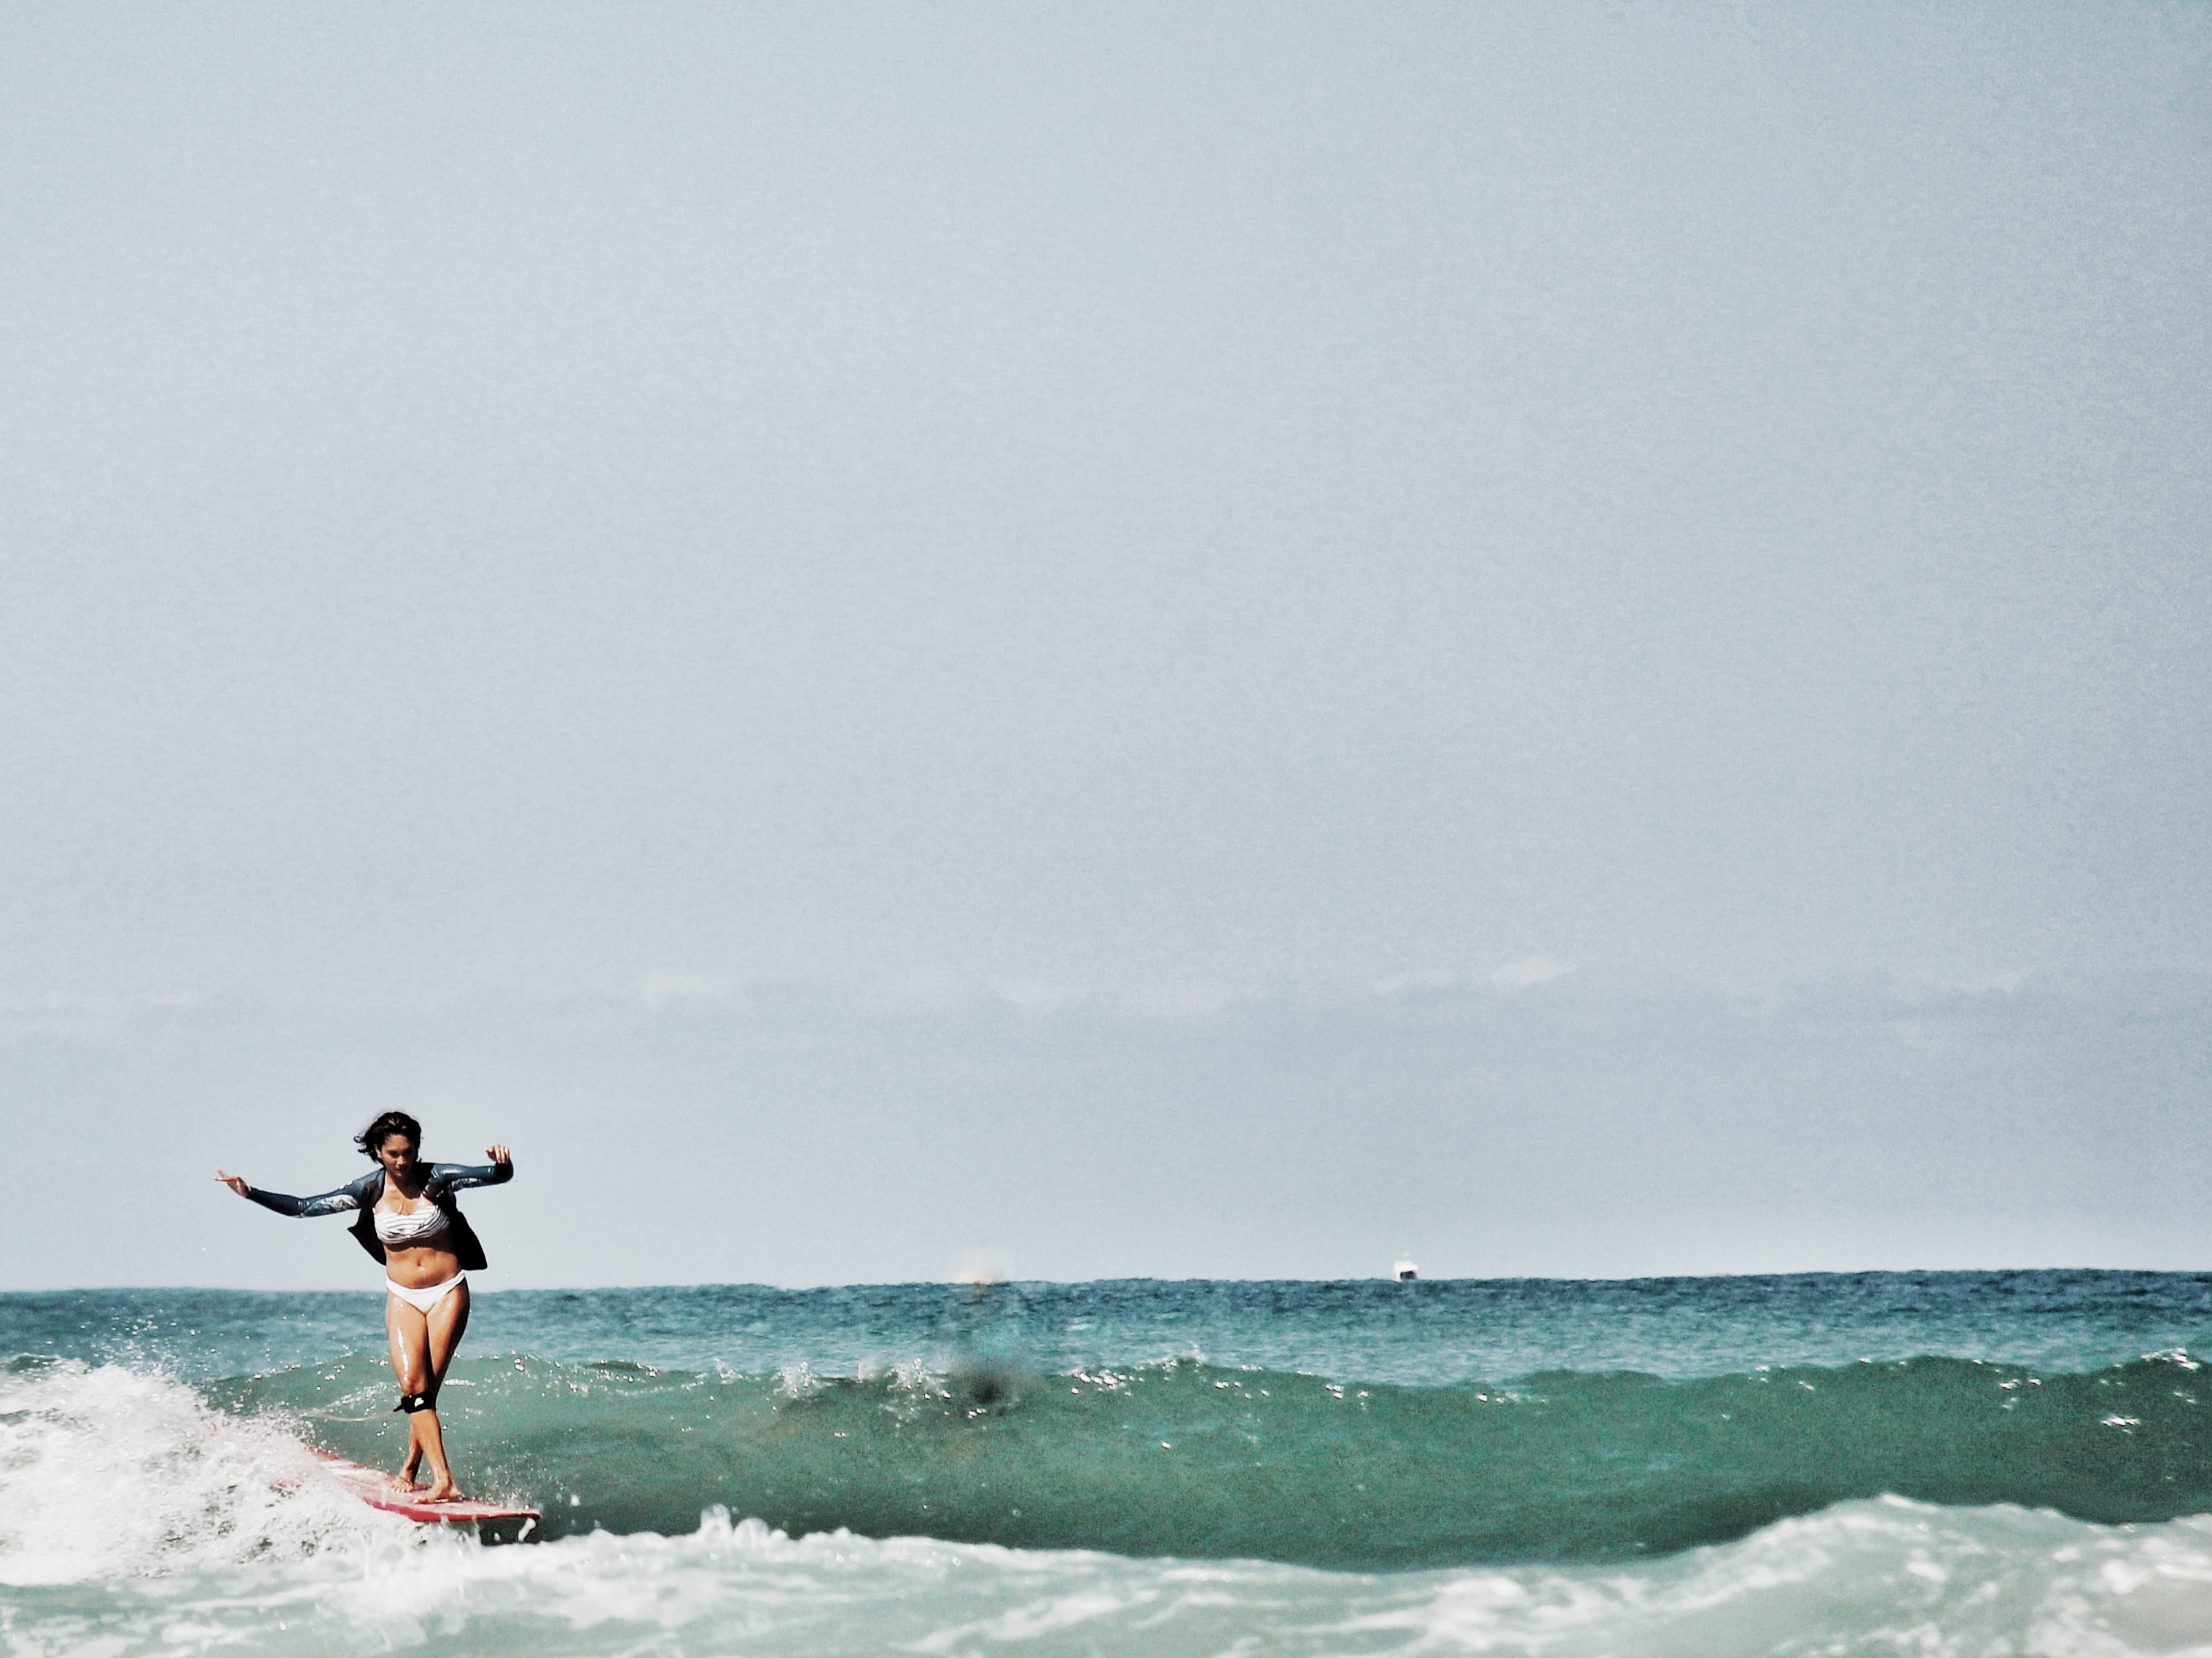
386,1272,466,1314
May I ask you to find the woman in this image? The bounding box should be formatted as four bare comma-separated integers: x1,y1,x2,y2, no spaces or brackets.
217,1112,514,1501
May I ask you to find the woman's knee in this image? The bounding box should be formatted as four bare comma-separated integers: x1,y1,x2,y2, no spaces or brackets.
393,1350,432,1392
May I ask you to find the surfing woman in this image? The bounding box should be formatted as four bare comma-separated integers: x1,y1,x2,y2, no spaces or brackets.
216,1112,513,1502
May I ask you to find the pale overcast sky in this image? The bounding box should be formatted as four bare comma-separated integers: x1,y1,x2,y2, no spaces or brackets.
2,4,2207,1287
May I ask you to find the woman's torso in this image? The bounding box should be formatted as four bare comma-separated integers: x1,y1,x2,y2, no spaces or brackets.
375,1172,462,1288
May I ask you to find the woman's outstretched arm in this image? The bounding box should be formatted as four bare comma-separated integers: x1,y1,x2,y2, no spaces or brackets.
215,1170,374,1216
430,1145,514,1192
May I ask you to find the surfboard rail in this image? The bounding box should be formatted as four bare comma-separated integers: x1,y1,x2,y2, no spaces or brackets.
313,1450,541,1541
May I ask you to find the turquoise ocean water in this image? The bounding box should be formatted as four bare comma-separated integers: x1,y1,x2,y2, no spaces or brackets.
7,1272,2212,1654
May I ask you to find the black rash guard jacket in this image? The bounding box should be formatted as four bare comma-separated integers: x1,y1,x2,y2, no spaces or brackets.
243,1160,512,1271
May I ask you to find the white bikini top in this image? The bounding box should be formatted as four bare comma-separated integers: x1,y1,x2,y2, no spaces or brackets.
374,1200,451,1246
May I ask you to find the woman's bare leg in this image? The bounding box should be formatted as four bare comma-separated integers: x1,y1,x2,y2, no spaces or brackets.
386,1296,428,1490
385,1283,472,1498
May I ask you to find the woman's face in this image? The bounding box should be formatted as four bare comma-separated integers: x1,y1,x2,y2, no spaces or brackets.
375,1134,419,1178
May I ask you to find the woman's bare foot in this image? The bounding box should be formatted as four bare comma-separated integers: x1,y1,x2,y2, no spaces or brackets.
419,1474,462,1503
387,1471,423,1493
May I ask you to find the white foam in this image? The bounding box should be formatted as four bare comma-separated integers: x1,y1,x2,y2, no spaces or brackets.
0,1358,407,1584
10,1497,2212,1657
1343,1497,2212,1657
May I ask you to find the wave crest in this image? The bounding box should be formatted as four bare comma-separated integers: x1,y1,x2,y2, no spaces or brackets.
0,1357,405,1584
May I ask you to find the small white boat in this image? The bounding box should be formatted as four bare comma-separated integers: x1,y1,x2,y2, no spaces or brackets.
1393,1256,1418,1282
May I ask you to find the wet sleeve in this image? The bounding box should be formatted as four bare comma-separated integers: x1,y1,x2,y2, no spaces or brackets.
431,1160,515,1192
243,1176,369,1217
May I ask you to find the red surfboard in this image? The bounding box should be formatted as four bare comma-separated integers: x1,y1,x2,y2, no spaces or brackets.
314,1450,541,1540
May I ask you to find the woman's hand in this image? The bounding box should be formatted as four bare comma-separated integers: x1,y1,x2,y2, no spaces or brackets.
486,1144,512,1167
215,1170,250,1197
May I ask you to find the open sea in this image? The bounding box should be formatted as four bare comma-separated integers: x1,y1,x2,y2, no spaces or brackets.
6,1272,2212,1655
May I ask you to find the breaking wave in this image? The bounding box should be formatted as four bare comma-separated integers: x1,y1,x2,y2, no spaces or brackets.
9,1352,2212,1654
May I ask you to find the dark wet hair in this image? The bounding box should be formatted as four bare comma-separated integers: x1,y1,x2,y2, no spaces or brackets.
355,1111,423,1160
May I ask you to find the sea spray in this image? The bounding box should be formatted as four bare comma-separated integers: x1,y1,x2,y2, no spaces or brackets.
0,1356,405,1584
